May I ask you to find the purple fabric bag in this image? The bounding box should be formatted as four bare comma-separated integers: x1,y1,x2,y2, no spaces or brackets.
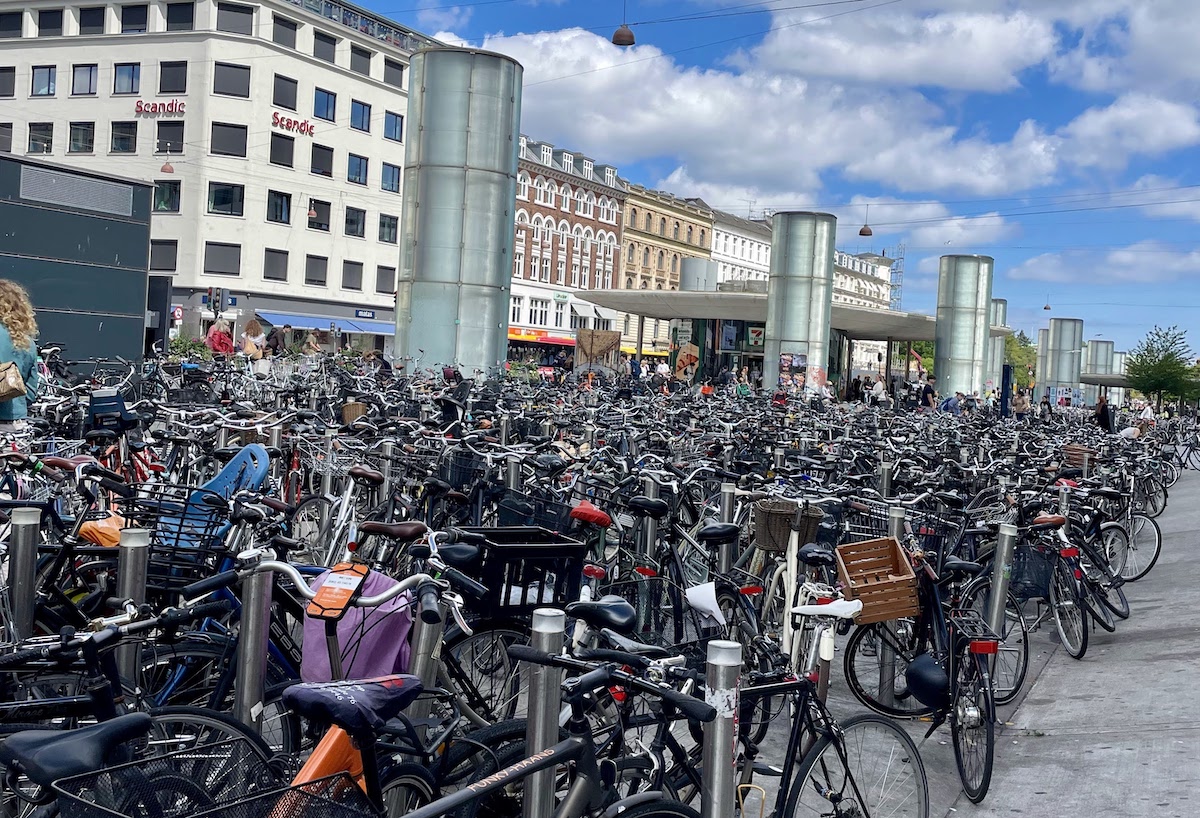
300,569,413,683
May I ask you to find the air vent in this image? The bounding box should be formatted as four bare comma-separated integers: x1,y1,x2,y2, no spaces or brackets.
20,165,133,217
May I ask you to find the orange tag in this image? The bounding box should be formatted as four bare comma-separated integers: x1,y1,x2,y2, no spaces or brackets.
307,562,368,620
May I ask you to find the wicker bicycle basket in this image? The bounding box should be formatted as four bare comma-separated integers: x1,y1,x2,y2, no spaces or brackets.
341,402,368,425
1062,443,1097,468
752,498,822,553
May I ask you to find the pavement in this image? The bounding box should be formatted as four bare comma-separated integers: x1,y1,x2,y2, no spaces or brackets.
749,470,1199,818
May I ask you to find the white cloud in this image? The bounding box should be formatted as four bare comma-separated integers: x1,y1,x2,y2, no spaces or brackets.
1059,94,1200,169
1009,241,1200,284
417,2,473,33
1115,175,1200,222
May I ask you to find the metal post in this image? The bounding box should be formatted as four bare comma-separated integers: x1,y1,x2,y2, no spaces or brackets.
876,507,905,711
499,414,510,445
404,601,444,725
319,429,336,530
773,447,786,471
1058,485,1069,517
234,568,272,732
215,426,230,449
987,524,1018,635
268,427,282,450
7,508,41,640
717,483,736,575
719,483,735,524
701,640,741,818
1081,451,1089,479
115,528,150,684
380,440,395,500
641,476,660,558
524,609,565,818
505,455,521,491
887,506,905,539
879,461,893,499
540,418,553,437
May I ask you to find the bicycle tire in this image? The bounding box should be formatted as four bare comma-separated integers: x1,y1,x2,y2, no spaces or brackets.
1097,522,1130,578
1121,514,1162,581
441,619,531,727
782,712,929,818
287,495,335,565
951,656,995,803
145,706,275,760
958,577,1030,706
1079,576,1117,633
843,620,935,719
1048,560,1088,659
605,799,702,818
379,761,439,814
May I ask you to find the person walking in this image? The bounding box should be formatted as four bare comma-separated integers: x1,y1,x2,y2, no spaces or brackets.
205,319,235,356
1012,390,1030,421
920,375,937,412
1094,395,1113,433
240,318,269,377
0,281,41,432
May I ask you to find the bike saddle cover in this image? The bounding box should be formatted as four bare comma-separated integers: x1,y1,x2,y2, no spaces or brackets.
283,675,423,735
797,543,836,567
358,520,428,543
569,501,612,528
627,496,669,519
566,595,637,634
941,556,984,576
696,523,740,544
0,713,152,788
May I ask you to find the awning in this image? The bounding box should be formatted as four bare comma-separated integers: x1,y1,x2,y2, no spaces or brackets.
508,327,575,346
594,306,618,321
256,311,359,334
346,317,395,336
570,302,597,319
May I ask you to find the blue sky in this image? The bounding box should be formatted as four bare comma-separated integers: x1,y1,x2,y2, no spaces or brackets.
375,0,1200,353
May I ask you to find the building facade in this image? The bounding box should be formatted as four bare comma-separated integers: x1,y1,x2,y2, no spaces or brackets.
710,208,771,284
619,185,712,355
508,135,623,356
0,0,437,345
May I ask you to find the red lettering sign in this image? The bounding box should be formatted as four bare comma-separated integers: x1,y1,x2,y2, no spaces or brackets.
135,99,186,115
271,111,316,136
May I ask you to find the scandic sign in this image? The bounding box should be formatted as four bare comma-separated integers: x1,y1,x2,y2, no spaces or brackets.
135,99,185,115
272,112,316,136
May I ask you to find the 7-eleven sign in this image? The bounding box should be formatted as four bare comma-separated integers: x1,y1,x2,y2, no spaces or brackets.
748,326,765,347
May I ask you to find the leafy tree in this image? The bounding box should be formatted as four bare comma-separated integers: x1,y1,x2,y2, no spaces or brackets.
1126,325,1194,409
911,340,934,376
1005,330,1037,388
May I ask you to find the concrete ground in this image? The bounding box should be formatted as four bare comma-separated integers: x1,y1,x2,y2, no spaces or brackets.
748,471,1197,818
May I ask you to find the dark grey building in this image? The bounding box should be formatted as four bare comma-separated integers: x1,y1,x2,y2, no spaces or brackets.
0,155,153,361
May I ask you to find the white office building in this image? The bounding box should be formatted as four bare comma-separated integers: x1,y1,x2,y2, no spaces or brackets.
0,0,437,346
711,209,771,284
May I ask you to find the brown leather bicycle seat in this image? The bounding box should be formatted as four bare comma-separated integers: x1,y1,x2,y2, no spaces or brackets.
1032,514,1067,529
42,455,98,470
359,520,428,542
348,465,385,486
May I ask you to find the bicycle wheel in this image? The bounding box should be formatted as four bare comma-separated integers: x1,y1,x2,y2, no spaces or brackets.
441,620,530,726
843,620,935,718
958,577,1030,706
1048,560,1088,659
1080,577,1116,633
287,495,334,566
1120,514,1162,581
145,706,274,760
1098,523,1130,577
951,656,995,803
380,762,439,814
783,713,929,818
1138,480,1167,518
607,799,701,818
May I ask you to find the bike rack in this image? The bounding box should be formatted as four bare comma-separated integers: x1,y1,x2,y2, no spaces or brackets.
115,527,150,684
8,507,41,640
986,523,1019,636
234,566,272,732
701,639,741,818
524,608,565,818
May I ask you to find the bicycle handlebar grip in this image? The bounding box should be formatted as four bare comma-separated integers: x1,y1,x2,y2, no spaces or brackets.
417,582,442,625
658,687,717,723
161,599,234,628
442,567,488,600
181,569,240,598
0,646,48,668
574,647,650,671
506,644,553,665
446,529,488,546
84,463,124,483
99,477,135,498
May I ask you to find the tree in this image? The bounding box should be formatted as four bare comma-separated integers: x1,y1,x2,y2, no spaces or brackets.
1126,325,1194,409
911,340,934,377
1005,330,1037,388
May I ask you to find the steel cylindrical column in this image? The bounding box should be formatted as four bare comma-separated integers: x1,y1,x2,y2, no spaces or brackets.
987,524,1018,635
986,299,1008,393
719,483,736,524
524,609,565,818
879,462,893,499
115,528,150,683
406,600,445,725
934,255,994,396
234,568,272,732
505,455,521,491
1046,318,1084,399
8,507,41,639
701,640,741,818
887,506,905,539
641,477,660,558
762,212,836,391
380,440,395,499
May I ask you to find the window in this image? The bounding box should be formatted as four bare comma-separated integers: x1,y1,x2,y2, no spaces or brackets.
68,122,94,153
383,58,404,88
28,123,52,153
266,190,290,223
213,63,249,97
556,259,565,284
686,226,693,243
671,255,678,273
659,218,666,235
378,214,398,244
699,229,706,246
78,7,104,33
313,32,336,63
350,46,371,76
376,266,395,294
517,174,528,199
273,16,296,48
72,64,97,95
0,124,11,153
0,12,21,38
207,182,244,216
204,242,241,276
351,100,370,132
541,258,550,282
166,2,194,30
554,302,565,328
381,163,400,193
673,222,679,239
32,66,56,96
310,144,333,176
344,206,365,237
121,5,147,33
153,180,179,211
264,249,288,281
530,299,549,326
159,61,187,93
0,68,12,97
216,2,253,35
540,145,552,164
642,249,649,266
305,255,328,286
39,10,63,36
210,123,247,157
269,133,293,167
314,88,336,121
307,199,330,231
273,75,297,109
510,296,523,324
513,252,524,278
113,63,140,94
644,213,652,230
157,121,183,153
656,251,664,269
347,154,367,185
149,240,177,271
342,261,363,290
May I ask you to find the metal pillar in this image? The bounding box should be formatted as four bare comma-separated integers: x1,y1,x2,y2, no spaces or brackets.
115,528,150,684
879,462,893,499
701,640,741,818
405,600,444,725
636,315,645,365
719,483,735,524
641,477,660,558
215,426,230,449
1058,486,1069,517
498,414,510,445
234,568,272,732
505,455,521,491
934,255,994,396
524,609,566,818
986,524,1018,636
8,507,41,640
380,440,395,499
875,507,906,712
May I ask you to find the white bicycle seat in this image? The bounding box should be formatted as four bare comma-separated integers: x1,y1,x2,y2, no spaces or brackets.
791,598,863,620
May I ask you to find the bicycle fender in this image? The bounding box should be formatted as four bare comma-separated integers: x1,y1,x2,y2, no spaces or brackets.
603,792,663,818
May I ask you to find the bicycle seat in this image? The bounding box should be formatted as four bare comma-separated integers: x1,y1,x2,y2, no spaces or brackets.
569,501,612,527
1032,514,1067,530
348,465,385,486
212,446,242,462
358,520,428,543
260,497,295,514
941,556,984,576
0,713,152,788
791,598,862,620
627,496,669,520
422,477,453,495
41,455,97,470
531,454,568,478
84,430,118,445
933,491,965,510
1088,486,1123,502
696,523,740,544
797,543,836,567
597,627,673,659
566,595,637,634
437,542,481,567
282,675,424,736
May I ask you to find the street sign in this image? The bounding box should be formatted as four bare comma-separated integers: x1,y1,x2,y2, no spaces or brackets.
171,306,183,321
748,327,765,347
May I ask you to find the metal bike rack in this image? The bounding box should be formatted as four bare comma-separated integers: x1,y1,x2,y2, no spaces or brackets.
506,455,522,492
405,597,444,726
701,639,742,818
986,523,1018,635
524,609,565,818
234,568,273,733
772,447,786,471
719,483,736,524
874,506,907,711
879,461,894,499
498,415,510,445
115,528,150,684
8,507,41,640
380,440,395,499
1058,485,1070,517
215,426,230,449
641,476,660,558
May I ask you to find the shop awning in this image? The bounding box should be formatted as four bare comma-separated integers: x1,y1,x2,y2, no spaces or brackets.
256,311,359,334
509,327,575,346
594,306,618,321
347,317,396,336
570,302,597,319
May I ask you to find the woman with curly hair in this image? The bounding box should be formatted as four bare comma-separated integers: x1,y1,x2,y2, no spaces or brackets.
0,280,41,431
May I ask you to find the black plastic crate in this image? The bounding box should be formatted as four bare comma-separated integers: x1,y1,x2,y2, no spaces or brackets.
458,526,586,617
497,490,574,534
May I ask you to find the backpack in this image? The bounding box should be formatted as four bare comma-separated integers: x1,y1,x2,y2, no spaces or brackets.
938,396,955,412
630,358,642,379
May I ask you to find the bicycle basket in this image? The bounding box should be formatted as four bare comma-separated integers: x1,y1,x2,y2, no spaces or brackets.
497,489,574,534
438,449,487,491
458,526,586,618
1009,544,1055,601
752,498,798,553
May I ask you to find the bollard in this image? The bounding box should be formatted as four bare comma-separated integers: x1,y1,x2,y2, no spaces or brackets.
1081,451,1089,480
987,524,1019,636
701,640,741,818
719,483,736,524
879,462,894,499
505,455,521,492
234,568,272,733
887,505,905,539
268,426,282,450
7,507,41,640
380,440,395,500
717,483,736,575
1058,485,1069,517
405,599,444,725
215,426,230,449
319,429,337,536
498,414,510,445
877,507,906,711
115,528,150,685
641,477,660,558
773,447,786,471
721,447,732,470
540,418,554,438
1010,433,1019,454
524,609,566,818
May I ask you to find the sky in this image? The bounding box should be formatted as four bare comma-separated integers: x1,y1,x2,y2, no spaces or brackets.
373,0,1200,353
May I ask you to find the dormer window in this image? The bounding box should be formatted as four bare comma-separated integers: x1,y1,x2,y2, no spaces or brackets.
605,168,617,186
519,135,527,153
541,145,552,164
562,154,573,173
583,160,593,178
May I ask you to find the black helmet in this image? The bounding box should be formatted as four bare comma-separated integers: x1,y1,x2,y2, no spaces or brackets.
904,653,950,709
